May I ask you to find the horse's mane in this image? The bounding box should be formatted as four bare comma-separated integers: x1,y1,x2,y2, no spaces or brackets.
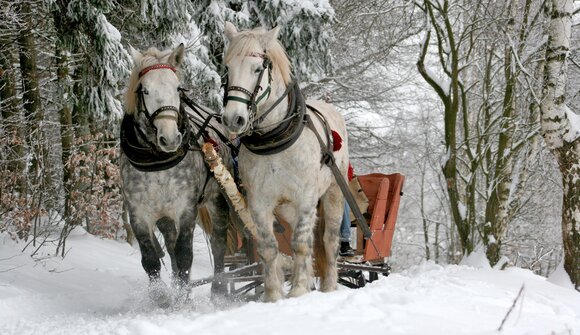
224,28,293,87
125,47,177,115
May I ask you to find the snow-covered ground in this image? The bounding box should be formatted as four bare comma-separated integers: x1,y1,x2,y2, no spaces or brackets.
1,227,579,335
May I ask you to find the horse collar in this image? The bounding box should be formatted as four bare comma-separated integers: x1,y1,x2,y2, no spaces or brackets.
240,82,307,155
120,113,193,172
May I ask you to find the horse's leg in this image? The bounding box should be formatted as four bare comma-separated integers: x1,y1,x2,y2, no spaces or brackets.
205,194,230,296
174,207,196,287
287,207,317,298
130,213,162,280
319,184,343,292
252,205,284,302
130,212,172,307
156,216,178,274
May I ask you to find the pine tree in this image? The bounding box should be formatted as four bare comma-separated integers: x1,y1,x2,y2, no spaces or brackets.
192,0,335,104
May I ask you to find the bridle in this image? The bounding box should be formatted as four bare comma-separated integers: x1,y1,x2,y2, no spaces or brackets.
135,63,182,132
224,52,273,133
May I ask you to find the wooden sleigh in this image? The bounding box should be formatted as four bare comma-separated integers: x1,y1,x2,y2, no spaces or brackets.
192,171,405,296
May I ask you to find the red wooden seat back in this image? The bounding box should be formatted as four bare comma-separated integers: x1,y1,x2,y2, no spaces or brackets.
356,173,405,261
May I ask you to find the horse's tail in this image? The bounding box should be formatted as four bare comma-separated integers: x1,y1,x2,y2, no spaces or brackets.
198,206,213,234
313,203,328,280
197,206,238,255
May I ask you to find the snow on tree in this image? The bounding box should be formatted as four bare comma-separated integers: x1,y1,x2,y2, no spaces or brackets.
540,0,580,291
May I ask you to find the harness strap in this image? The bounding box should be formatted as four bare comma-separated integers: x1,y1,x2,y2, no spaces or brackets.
224,58,273,130
180,91,240,156
305,106,333,164
254,81,295,127
240,82,306,155
304,107,373,240
139,64,176,77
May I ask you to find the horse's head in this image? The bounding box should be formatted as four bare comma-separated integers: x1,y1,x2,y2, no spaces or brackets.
127,44,185,153
222,22,290,135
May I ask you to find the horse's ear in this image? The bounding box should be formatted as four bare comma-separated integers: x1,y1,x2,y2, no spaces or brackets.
129,45,142,63
259,26,281,50
224,21,238,41
169,43,185,68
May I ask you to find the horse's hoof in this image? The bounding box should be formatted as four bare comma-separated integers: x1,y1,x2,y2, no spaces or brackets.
210,279,227,296
320,281,338,292
210,291,232,308
263,290,283,302
287,286,309,298
149,280,173,308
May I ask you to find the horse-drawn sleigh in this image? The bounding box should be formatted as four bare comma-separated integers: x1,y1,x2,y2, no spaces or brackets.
195,170,405,296
119,22,404,306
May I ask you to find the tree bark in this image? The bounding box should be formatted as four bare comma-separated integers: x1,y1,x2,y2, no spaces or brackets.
16,2,45,187
52,0,76,227
484,0,517,266
0,29,26,192
540,0,579,290
56,44,75,226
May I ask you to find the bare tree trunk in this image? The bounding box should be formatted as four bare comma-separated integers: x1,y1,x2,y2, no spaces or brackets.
52,0,77,229
56,44,75,227
540,0,580,290
17,2,43,158
417,2,473,255
16,2,48,238
0,31,26,192
72,59,91,139
484,0,517,266
420,161,431,260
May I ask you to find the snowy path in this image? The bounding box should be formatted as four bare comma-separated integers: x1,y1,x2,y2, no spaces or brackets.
1,228,579,335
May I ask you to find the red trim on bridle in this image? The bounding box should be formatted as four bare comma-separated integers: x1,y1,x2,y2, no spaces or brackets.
139,64,176,78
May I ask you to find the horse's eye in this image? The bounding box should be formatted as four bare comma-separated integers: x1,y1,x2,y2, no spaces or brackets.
141,87,149,95
254,67,263,74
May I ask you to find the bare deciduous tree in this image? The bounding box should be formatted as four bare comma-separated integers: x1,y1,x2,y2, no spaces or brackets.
540,0,580,290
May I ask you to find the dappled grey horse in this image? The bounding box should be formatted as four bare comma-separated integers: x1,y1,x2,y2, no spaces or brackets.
120,44,230,306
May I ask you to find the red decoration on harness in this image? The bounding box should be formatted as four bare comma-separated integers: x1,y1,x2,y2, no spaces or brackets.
331,130,342,151
348,163,354,181
139,64,176,78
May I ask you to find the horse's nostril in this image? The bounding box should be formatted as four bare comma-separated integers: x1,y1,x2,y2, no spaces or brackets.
159,136,167,146
235,116,245,127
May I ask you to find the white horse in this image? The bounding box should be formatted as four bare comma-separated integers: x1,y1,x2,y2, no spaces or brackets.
222,22,349,301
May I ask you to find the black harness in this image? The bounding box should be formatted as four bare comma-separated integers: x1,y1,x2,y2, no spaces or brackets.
241,81,308,155
121,63,208,172
120,110,193,172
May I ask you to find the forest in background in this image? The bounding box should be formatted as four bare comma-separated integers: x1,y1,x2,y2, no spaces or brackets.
0,0,578,290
